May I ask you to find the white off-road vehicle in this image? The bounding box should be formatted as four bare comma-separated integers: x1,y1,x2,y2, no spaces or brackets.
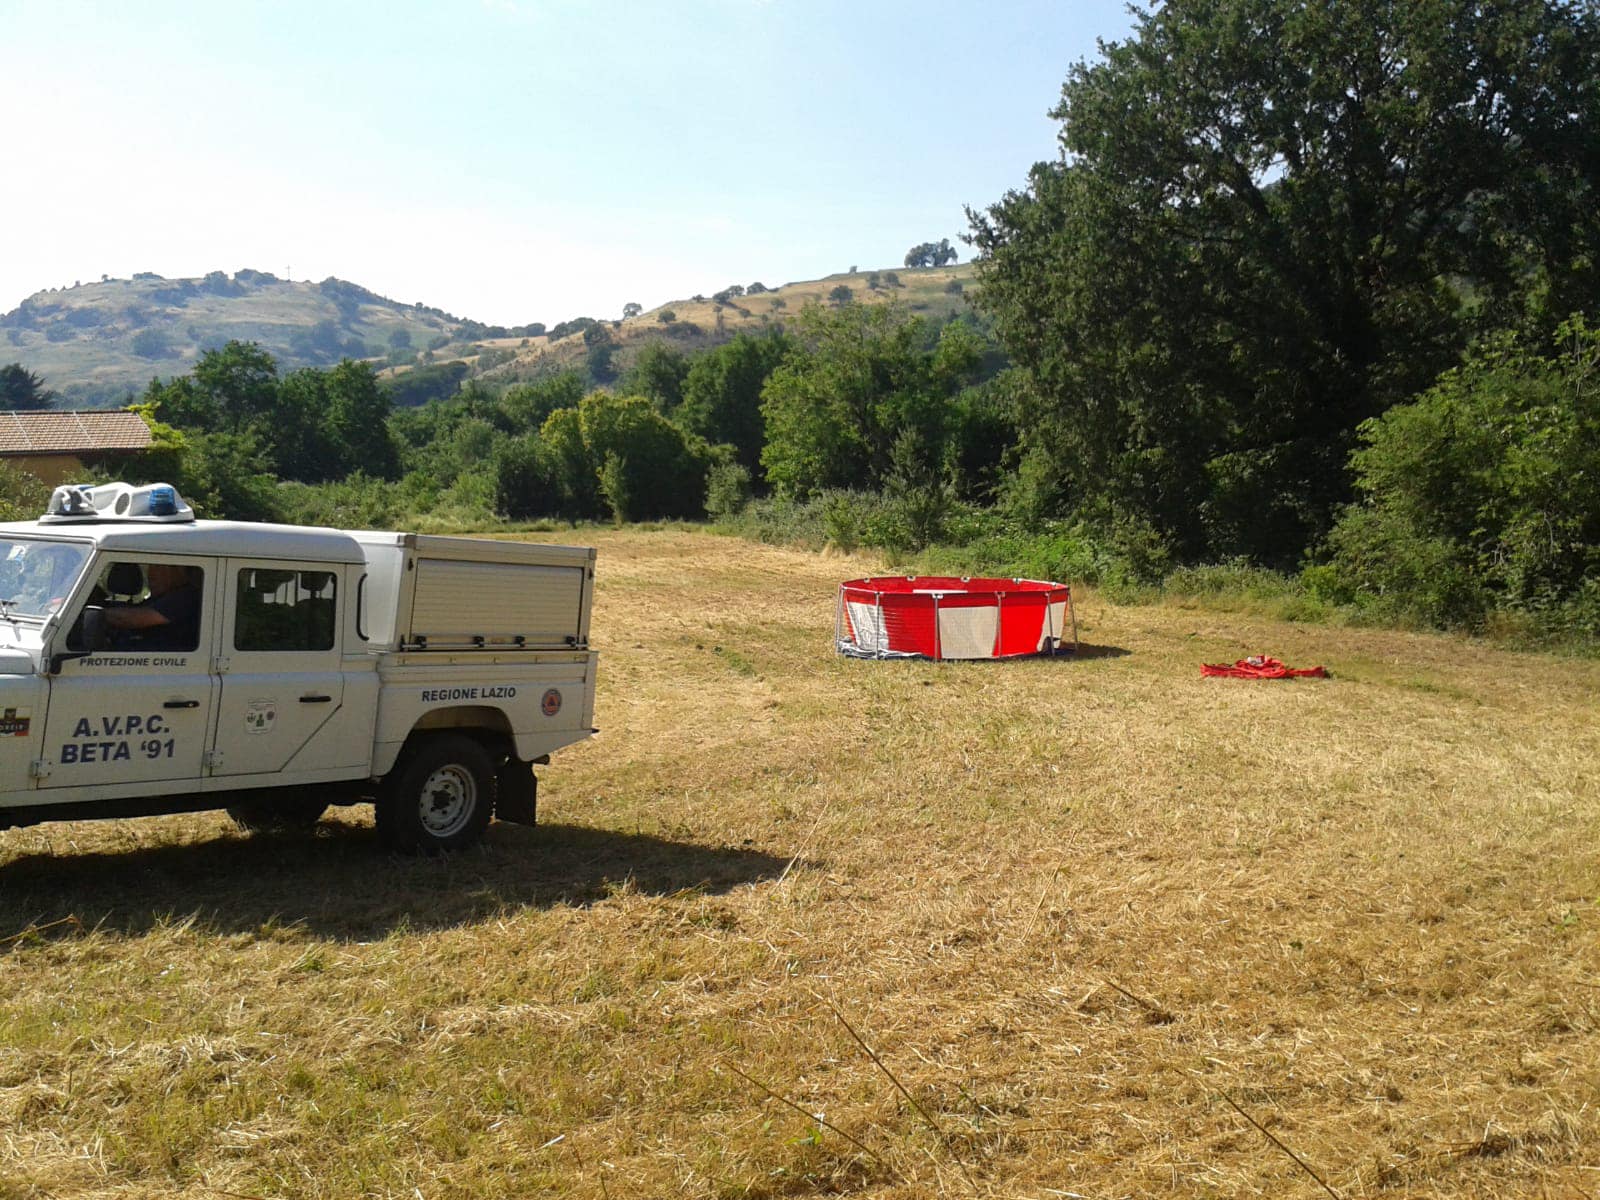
0,482,597,852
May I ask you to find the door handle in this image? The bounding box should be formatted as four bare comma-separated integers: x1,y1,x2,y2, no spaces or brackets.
163,699,200,709
299,694,333,704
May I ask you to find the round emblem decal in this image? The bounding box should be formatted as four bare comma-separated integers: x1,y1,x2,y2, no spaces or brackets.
541,688,562,717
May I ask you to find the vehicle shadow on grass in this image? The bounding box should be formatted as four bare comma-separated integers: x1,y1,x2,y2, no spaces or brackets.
0,820,796,943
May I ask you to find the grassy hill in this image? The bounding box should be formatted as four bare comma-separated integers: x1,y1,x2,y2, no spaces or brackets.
2,263,979,409
465,263,977,387
0,271,478,407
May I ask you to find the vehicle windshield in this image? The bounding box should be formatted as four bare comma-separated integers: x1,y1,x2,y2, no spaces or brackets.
0,538,92,619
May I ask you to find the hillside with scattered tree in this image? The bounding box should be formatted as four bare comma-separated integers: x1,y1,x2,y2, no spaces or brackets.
409,262,974,395
0,271,525,407
0,263,974,411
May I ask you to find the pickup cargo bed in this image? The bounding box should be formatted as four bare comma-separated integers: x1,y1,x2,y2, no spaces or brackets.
352,533,595,652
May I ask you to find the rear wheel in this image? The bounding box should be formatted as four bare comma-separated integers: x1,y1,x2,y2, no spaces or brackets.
226,797,329,833
376,734,495,854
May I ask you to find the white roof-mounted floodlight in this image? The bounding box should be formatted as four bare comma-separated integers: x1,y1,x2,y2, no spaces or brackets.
40,481,195,524
42,484,96,521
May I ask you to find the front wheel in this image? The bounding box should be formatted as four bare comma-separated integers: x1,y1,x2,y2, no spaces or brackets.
376,734,495,854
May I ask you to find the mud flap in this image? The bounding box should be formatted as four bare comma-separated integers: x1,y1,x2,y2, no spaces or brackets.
494,760,538,825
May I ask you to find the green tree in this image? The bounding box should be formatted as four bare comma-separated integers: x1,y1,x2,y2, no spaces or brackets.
760,303,974,498
623,343,691,414
622,302,643,319
539,406,602,519
492,434,563,519
946,375,1018,502
177,431,284,522
323,360,399,479
100,403,189,486
143,340,281,454
274,369,343,481
585,341,618,386
578,392,709,520
147,343,398,496
904,239,958,268
191,341,281,434
0,363,55,410
386,327,415,366
675,331,790,476
971,0,1600,566
500,371,585,432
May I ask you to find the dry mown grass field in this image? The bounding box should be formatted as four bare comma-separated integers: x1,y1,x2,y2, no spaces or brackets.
2,529,1597,1199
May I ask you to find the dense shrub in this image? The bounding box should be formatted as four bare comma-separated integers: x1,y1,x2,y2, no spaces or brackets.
1316,321,1600,635
703,460,752,521
0,462,50,521
492,434,562,519
578,393,709,520
278,473,400,529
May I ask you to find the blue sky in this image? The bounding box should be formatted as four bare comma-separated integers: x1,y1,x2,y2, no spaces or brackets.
1,0,1138,326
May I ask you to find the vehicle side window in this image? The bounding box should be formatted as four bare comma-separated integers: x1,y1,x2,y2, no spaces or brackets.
74,560,204,653
235,568,337,652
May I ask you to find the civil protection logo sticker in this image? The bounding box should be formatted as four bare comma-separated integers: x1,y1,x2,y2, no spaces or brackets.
541,688,562,717
0,707,30,737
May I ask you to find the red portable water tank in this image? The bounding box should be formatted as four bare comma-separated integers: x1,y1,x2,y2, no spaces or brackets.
836,576,1076,660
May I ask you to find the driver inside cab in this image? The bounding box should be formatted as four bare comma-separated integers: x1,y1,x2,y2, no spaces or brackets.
104,564,203,651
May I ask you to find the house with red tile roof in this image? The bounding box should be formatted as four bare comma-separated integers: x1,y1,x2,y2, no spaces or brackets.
0,410,155,486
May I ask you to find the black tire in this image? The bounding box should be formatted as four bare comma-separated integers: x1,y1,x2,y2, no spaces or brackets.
226,797,329,833
376,734,495,854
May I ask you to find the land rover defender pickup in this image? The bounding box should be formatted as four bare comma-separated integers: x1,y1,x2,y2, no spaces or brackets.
0,482,597,852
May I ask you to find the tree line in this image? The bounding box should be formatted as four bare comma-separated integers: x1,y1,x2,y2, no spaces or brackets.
88,295,1008,542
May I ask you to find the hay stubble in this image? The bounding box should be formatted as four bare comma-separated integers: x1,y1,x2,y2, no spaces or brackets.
1,529,1596,1198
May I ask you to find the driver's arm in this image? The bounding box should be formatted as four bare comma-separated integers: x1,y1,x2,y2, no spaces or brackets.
104,605,171,631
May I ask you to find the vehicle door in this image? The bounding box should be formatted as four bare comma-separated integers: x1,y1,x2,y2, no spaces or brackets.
211,561,360,778
38,554,219,790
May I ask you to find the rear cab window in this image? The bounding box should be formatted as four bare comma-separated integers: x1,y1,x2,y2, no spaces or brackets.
234,568,338,652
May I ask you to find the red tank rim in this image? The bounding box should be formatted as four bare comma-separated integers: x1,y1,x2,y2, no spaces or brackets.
840,575,1068,596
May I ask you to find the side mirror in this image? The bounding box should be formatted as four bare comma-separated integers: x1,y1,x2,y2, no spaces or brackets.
81,606,108,652
49,606,108,675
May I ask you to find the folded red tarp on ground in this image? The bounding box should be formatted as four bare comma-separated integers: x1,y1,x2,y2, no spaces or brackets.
1201,655,1327,679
